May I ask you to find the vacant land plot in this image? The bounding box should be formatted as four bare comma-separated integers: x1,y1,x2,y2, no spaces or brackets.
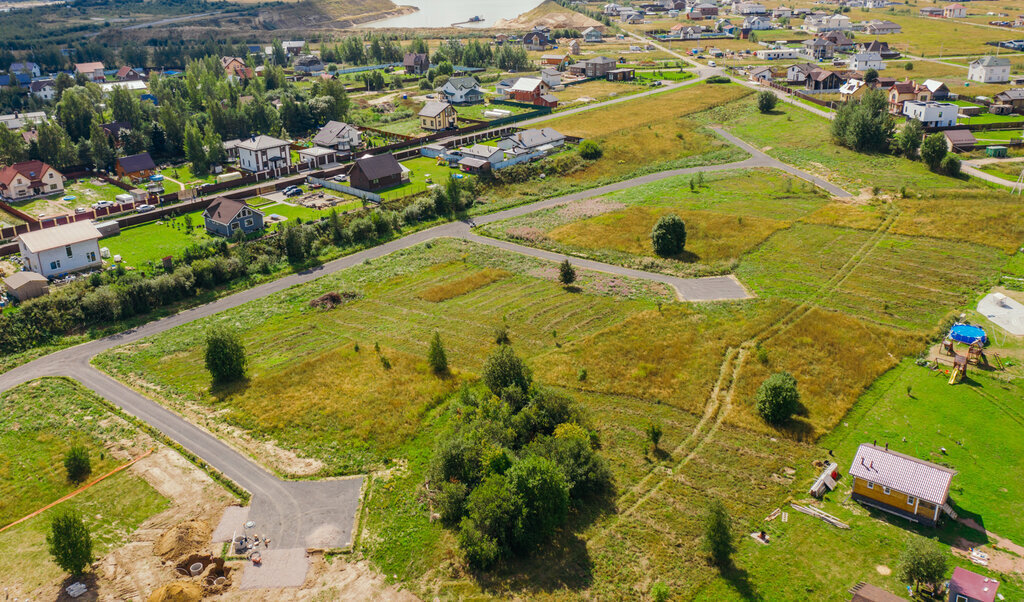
892,60,1009,97
0,378,169,594
102,210,218,268
857,11,1013,56
553,79,639,103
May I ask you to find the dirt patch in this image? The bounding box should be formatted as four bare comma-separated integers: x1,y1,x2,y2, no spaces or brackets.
557,198,625,220
875,564,891,576
495,1,601,29
147,581,203,602
155,519,212,561
220,555,419,601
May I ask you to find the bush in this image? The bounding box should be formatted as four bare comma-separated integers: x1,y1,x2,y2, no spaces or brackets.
755,371,800,425
559,259,577,285
47,510,93,575
904,61,914,70
505,455,570,552
64,445,91,483
646,421,663,449
651,582,671,602
418,78,432,90
458,517,501,570
436,480,468,525
482,345,532,397
756,90,778,113
893,118,923,158
428,331,448,374
705,75,731,84
940,153,961,177
205,324,247,383
525,433,611,498
920,132,947,170
703,498,733,567
650,214,687,256
578,140,603,160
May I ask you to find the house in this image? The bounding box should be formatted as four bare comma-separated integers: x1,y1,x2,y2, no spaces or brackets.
495,78,516,99
583,27,603,42
437,76,486,104
749,65,774,81
236,135,291,173
523,30,551,51
840,78,867,101
16,221,102,278
403,52,429,75
689,3,718,19
573,56,617,78
743,15,772,30
497,127,566,152
849,582,908,602
541,54,570,68
919,6,943,16
456,144,503,173
0,160,64,201
115,152,157,181
732,2,766,15
74,61,106,82
861,20,901,35
620,11,644,23
202,197,264,237
494,33,509,45
115,66,143,81
540,68,562,88
821,30,857,52
566,39,581,55
670,24,704,39
921,79,951,100
3,271,49,301
849,443,955,526
903,101,958,127
29,80,56,102
9,61,41,78
509,77,553,105
993,88,1024,110
100,121,133,145
756,48,800,60
293,55,325,75
850,52,885,71
349,153,405,192
943,129,976,151
861,40,900,59
787,63,818,83
803,38,836,60
0,73,31,88
803,14,852,32
948,567,999,602
313,120,361,151
603,3,622,15
887,80,919,114
282,41,306,56
806,68,845,91
418,101,458,131
221,57,254,81
607,68,635,81
772,6,792,19
969,56,1010,83
943,3,966,18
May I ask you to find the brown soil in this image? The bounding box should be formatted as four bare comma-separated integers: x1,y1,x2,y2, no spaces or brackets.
147,581,203,602
495,2,601,29
219,555,420,601
155,519,212,560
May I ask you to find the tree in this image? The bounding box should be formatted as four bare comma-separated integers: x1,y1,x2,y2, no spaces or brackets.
920,132,947,170
55,87,96,142
893,118,924,158
505,455,570,552
428,331,448,374
47,510,93,575
183,121,208,175
830,88,893,152
756,371,800,425
578,140,602,159
650,214,687,256
703,498,733,567
63,445,91,482
88,121,114,171
898,539,948,593
646,421,663,450
271,39,287,66
756,90,778,113
205,325,247,383
863,68,879,83
0,125,27,165
559,259,576,286
481,345,532,397
940,153,961,177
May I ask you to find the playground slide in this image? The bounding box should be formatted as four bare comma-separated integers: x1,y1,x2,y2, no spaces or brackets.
949,366,962,385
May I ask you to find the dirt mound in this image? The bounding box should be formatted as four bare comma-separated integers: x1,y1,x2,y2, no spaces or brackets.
154,519,211,560
495,2,601,29
147,581,202,602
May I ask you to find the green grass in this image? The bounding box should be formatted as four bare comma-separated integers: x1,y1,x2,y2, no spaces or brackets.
634,69,695,82
959,113,1024,126
159,164,217,186
0,378,169,595
102,210,218,268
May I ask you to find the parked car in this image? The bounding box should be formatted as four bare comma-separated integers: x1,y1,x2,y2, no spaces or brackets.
285,188,302,197
708,60,717,67
137,204,155,213
75,207,88,214
92,200,114,209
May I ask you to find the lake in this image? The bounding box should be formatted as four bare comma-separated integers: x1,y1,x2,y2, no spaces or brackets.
366,0,544,29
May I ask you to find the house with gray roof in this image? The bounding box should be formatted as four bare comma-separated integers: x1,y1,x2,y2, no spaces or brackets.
203,197,265,237
497,127,566,152
313,121,361,151
969,55,1010,83
436,76,486,104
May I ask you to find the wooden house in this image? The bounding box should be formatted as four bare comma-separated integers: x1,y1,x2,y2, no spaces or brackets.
349,154,405,192
115,152,157,181
848,443,956,526
419,101,458,131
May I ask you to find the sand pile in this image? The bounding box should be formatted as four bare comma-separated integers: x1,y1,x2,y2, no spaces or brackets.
154,519,211,560
146,581,202,602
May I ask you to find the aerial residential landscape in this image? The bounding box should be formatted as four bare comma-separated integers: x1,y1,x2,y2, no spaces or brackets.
2,0,1024,599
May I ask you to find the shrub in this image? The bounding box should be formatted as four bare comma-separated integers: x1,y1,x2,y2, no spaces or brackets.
63,445,91,483
920,132,947,170
436,480,469,525
525,433,611,499
47,510,93,575
428,331,448,375
904,61,914,70
898,539,948,592
756,90,778,113
418,78,432,90
559,259,577,285
651,582,671,602
703,498,733,567
505,455,570,552
482,345,532,397
940,153,961,177
755,371,800,425
650,214,687,256
458,517,501,569
705,75,731,84
493,324,511,345
578,140,603,160
205,325,247,383
893,118,923,158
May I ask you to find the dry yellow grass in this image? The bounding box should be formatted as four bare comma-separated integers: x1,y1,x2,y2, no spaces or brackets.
801,201,890,231
727,308,923,440
548,207,788,262
893,194,1024,254
416,268,511,302
553,80,638,102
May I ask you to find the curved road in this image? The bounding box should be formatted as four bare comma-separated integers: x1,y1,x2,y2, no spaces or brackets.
0,129,849,576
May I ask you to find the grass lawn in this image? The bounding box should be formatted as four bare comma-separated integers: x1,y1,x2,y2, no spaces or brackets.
978,161,1024,182
0,378,169,594
454,102,534,121
853,11,1015,56
159,165,217,186
102,210,217,268
972,130,1022,143
553,79,640,103
635,68,695,82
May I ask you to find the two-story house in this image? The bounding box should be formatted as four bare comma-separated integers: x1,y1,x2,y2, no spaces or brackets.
968,56,1010,83
436,76,486,104
202,197,265,237
17,221,102,278
237,135,292,173
0,160,64,201
313,121,361,151
418,101,458,131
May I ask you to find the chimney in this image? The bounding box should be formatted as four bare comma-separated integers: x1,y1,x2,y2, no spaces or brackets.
885,443,888,451
869,461,874,470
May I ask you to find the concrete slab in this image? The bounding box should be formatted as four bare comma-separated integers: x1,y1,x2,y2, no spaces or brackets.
978,292,1024,336
675,275,751,301
239,548,309,590
211,505,250,543
248,477,364,550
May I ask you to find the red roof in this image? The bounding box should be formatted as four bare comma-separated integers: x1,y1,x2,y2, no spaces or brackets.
0,160,54,188
75,61,104,73
950,567,999,602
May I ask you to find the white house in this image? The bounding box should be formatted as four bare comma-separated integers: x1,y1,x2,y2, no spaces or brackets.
850,52,886,71
772,6,792,18
436,76,486,104
755,48,800,60
942,2,966,18
17,221,102,278
29,80,56,101
583,26,603,42
786,63,818,83
902,100,958,127
861,19,901,34
540,68,562,88
732,2,767,15
803,14,852,32
968,56,1010,83
236,135,291,173
9,61,41,78
743,15,772,30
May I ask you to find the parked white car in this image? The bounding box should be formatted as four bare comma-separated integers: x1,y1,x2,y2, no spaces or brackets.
92,200,114,209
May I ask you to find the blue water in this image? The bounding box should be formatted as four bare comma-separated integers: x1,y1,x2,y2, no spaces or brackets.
366,0,544,28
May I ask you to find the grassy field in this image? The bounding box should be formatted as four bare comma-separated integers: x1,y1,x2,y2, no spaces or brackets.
850,10,1015,56
552,79,640,103
160,164,217,186
0,378,169,593
891,60,1009,98
102,210,218,269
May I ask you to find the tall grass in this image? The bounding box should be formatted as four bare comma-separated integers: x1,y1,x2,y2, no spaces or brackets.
416,268,511,302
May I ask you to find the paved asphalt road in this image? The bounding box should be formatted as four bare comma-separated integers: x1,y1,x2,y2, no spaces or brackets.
0,129,849,574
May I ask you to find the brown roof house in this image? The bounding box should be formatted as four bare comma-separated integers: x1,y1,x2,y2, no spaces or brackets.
805,68,845,91
0,160,64,201
74,61,106,82
116,152,157,181
404,53,429,75
349,154,407,192
849,443,956,526
202,197,264,237
3,271,49,301
943,129,977,152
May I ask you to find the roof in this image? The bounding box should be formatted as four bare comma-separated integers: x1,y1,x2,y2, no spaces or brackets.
848,444,956,505
582,26,599,34
945,2,965,8
115,65,139,78
889,80,917,94
298,146,334,156
541,54,568,60
403,52,428,66
850,583,907,602
18,221,102,254
589,55,617,64
950,567,999,602
540,94,559,103
116,152,156,173
29,80,55,92
101,121,132,138
510,77,543,92
75,61,104,73
353,153,402,180
0,160,56,187
4,271,48,288
995,88,1024,100
458,157,489,168
419,101,453,118
462,144,500,158
445,76,481,90
313,121,359,147
973,55,1010,67
921,79,949,92
203,197,263,225
943,129,976,146
237,135,289,151
809,68,841,81
804,38,834,47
